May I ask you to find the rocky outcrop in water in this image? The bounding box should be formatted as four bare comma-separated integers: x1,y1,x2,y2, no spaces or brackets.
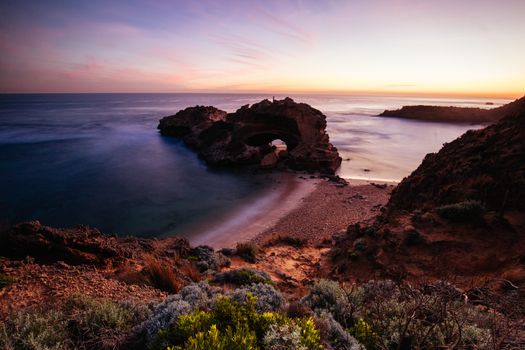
158,98,342,174
379,95,525,123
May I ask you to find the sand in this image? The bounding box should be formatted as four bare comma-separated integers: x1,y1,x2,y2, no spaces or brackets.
254,178,395,245
188,172,318,248
224,176,396,292
190,172,396,249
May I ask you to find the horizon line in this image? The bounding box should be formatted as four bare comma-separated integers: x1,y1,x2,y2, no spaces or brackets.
1,89,523,100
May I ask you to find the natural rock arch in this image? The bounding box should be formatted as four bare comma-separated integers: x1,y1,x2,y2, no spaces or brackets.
158,97,342,174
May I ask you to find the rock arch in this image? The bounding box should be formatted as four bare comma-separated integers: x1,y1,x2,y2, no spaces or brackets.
158,98,342,174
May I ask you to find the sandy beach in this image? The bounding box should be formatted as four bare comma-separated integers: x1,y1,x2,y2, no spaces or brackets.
254,178,396,245
189,172,396,249
188,172,318,248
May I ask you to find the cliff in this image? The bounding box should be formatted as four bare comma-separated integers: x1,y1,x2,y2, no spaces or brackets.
328,99,525,286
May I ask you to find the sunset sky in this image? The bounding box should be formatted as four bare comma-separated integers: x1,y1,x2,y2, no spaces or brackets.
1,0,524,97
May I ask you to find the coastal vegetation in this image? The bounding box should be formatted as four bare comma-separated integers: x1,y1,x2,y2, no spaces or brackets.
1,278,520,350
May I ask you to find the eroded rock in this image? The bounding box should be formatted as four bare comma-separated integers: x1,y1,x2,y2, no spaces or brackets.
158,97,342,174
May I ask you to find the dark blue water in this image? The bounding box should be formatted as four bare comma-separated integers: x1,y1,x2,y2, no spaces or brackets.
0,93,279,237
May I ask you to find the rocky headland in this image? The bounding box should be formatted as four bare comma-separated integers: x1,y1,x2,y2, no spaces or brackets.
158,97,342,174
328,95,525,289
379,95,525,123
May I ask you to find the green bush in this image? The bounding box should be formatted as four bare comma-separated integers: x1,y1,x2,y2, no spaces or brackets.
236,242,259,263
348,318,378,349
214,268,272,286
155,295,323,350
436,200,485,222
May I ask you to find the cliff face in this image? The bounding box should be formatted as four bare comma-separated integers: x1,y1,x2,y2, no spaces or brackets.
158,98,342,174
388,100,525,214
327,99,525,285
379,95,525,123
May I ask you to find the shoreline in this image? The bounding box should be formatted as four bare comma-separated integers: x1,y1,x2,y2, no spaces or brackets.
187,172,318,248
188,173,397,249
253,177,395,246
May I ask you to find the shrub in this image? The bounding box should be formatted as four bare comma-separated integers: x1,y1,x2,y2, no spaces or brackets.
265,235,307,248
154,295,323,350
264,322,306,350
295,317,323,350
236,242,259,263
144,257,182,293
228,283,287,312
436,200,485,222
178,281,221,309
0,295,136,350
188,245,231,273
138,281,220,344
347,318,378,349
0,309,70,350
0,274,16,289
171,323,257,350
64,294,134,349
214,268,272,286
314,312,363,350
354,282,495,350
301,279,362,327
301,279,345,313
302,280,504,350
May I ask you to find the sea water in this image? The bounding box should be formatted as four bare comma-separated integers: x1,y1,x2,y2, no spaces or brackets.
0,93,510,237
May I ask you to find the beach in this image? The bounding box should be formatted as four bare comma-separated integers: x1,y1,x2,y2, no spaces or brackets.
188,173,396,249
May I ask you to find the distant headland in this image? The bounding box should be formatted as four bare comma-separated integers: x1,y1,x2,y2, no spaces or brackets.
379,95,525,123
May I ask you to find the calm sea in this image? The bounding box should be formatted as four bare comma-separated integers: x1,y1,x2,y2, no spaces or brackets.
0,93,509,237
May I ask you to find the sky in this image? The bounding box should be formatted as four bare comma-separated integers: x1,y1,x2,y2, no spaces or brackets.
1,0,524,97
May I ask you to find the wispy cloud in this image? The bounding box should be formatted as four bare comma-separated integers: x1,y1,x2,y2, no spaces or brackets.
212,33,271,69
250,6,315,45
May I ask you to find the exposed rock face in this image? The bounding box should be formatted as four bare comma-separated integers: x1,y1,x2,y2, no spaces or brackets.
326,100,525,285
388,99,525,213
158,98,342,174
379,95,525,123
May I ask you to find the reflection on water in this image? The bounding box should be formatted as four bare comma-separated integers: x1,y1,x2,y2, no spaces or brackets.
0,93,510,236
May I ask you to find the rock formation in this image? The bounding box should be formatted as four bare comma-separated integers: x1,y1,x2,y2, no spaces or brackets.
379,95,525,123
158,97,342,174
388,97,525,213
0,221,190,266
327,97,525,284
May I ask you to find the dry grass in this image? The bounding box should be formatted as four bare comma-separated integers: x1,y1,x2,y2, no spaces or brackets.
144,257,182,293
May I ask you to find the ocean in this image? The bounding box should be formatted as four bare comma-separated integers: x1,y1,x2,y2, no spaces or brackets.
0,93,509,239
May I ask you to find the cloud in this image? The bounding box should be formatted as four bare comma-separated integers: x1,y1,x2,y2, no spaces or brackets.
249,4,315,45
